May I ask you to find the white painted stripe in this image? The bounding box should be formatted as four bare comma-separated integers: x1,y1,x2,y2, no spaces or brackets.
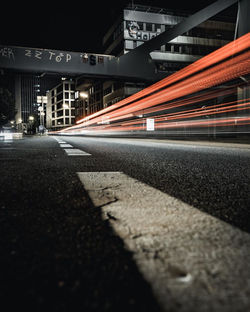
60,143,73,148
52,137,66,144
77,171,250,312
64,149,91,156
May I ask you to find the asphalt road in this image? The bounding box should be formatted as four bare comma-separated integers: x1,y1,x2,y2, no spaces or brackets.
0,135,250,311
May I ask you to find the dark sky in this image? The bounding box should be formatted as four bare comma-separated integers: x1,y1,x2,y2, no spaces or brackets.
1,0,235,54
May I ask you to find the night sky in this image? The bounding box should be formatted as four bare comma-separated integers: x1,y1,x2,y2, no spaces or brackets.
1,0,234,54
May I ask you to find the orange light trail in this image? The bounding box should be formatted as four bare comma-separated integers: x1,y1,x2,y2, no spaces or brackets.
58,33,250,136
75,33,250,125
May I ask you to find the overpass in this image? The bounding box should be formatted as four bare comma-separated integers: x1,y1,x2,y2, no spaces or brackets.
1,0,248,82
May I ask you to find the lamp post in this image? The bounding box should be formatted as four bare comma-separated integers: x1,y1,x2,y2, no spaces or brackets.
38,106,45,134
28,116,34,134
37,96,47,133
80,91,89,116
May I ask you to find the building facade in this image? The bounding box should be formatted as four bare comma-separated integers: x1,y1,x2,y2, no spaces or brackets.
75,4,235,121
46,80,75,130
14,74,61,131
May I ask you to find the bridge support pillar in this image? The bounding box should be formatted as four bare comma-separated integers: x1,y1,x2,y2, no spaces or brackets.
237,0,250,136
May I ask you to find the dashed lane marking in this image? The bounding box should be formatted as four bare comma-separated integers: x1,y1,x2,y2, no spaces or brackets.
77,171,250,312
64,149,91,156
60,143,73,148
52,137,66,144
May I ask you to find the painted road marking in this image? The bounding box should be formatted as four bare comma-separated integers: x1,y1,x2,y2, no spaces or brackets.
77,171,250,312
64,149,91,156
60,143,73,148
52,137,66,144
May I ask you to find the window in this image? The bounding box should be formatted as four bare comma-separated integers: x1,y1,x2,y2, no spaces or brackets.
57,118,63,125
65,109,69,116
174,45,180,53
146,23,153,31
64,83,69,90
65,92,69,99
57,110,63,117
57,93,63,101
165,44,171,52
155,24,161,32
137,22,143,30
65,118,69,124
57,85,63,93
104,86,112,96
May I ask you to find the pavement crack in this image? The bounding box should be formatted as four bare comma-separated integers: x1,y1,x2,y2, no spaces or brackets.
106,211,118,221
88,184,121,192
97,197,119,210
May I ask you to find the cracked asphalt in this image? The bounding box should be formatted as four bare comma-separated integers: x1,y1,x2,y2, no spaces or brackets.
0,135,250,312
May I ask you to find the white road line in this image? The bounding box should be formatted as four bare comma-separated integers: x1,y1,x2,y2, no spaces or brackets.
64,149,91,156
60,143,73,148
77,171,250,312
52,137,67,144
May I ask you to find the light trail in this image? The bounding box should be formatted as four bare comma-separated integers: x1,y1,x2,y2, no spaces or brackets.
75,33,250,125
57,33,250,137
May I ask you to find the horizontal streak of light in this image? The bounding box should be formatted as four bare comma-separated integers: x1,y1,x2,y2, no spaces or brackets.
63,116,250,135
74,53,249,129
135,85,238,117
57,34,250,137
154,100,250,121
75,33,250,125
90,98,250,130
70,86,240,132
99,52,250,124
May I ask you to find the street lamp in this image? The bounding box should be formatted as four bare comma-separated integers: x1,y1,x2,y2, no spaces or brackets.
80,92,88,99
80,92,89,116
28,116,34,134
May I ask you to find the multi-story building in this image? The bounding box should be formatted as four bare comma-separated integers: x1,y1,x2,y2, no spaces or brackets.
75,4,235,121
46,79,75,130
15,74,41,125
14,74,60,131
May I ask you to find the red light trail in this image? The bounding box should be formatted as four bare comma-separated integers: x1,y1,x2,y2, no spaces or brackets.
58,33,250,137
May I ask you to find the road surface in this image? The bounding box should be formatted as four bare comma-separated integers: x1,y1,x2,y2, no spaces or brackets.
0,135,250,311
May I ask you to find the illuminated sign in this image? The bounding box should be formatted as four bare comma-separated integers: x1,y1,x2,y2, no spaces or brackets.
128,21,140,38
125,23,158,41
146,118,155,131
81,54,105,65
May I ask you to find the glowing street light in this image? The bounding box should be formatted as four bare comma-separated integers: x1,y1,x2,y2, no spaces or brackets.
80,92,88,99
